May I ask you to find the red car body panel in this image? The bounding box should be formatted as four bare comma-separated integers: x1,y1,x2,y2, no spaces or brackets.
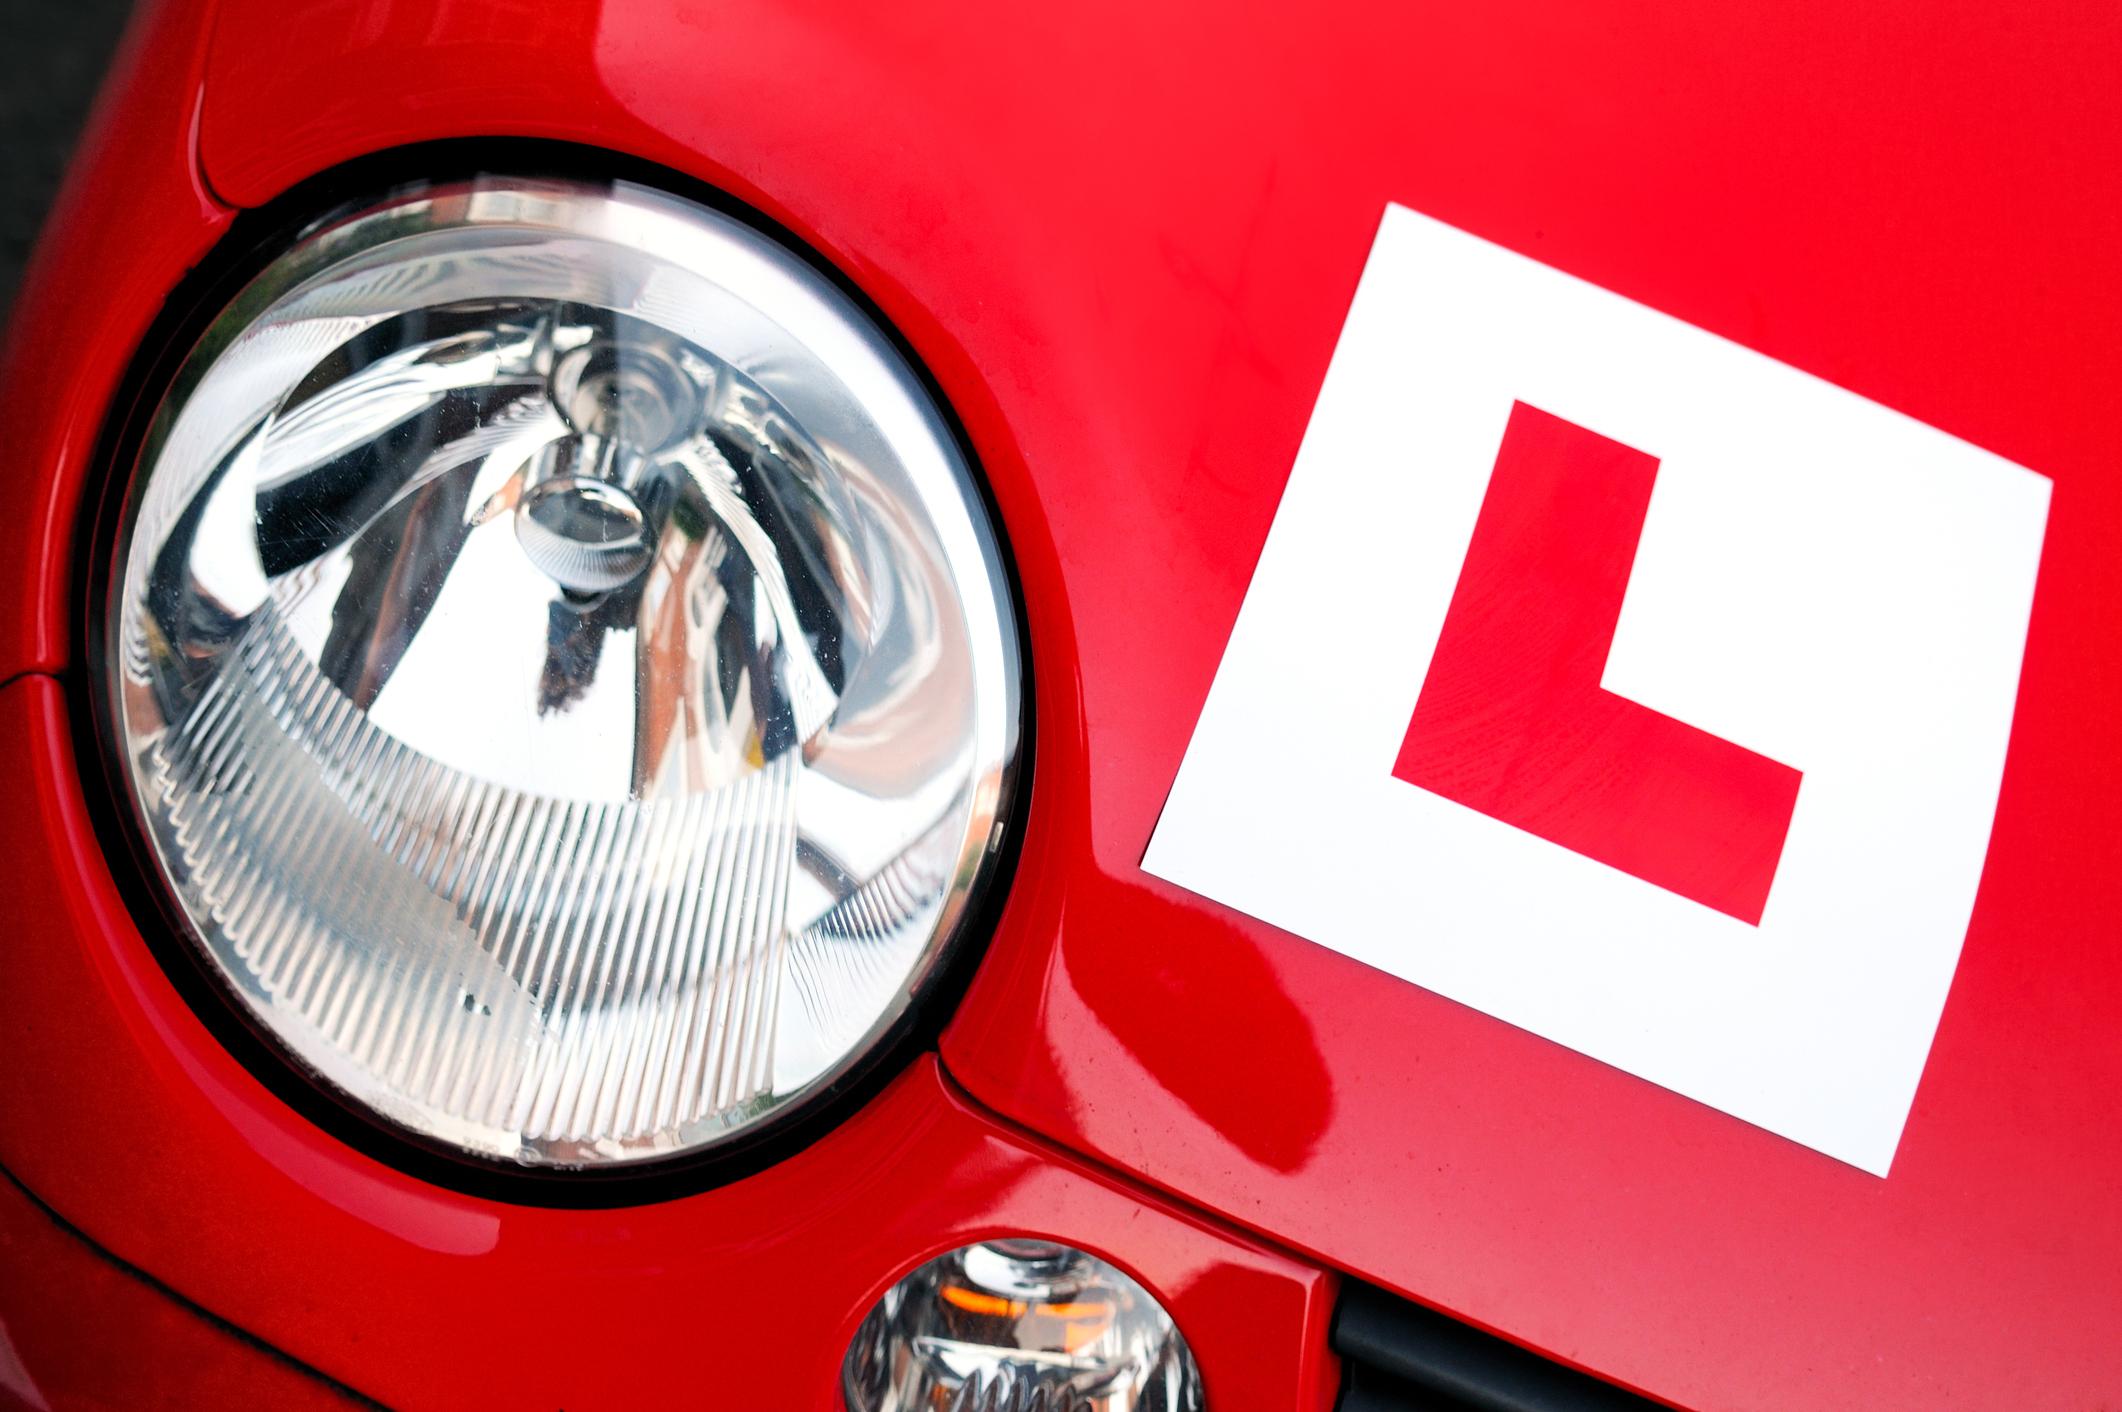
0,1167,359,1412
0,673,1335,1411
0,0,227,680
2,0,2118,1407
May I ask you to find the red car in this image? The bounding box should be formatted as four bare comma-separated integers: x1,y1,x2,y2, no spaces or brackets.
2,0,2115,1407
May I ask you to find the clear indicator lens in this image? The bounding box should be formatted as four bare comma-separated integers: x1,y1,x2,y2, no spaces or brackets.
105,179,1019,1167
844,1241,1205,1411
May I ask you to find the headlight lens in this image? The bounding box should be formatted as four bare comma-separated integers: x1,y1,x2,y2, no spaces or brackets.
103,177,1020,1169
843,1240,1205,1411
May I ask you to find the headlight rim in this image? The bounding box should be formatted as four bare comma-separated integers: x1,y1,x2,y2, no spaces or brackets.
74,143,1031,1206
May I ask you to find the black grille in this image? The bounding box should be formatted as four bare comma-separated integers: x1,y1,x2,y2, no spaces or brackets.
1334,1280,1668,1411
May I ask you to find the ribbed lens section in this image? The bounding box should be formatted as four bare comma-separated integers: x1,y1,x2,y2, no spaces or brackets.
104,179,1019,1168
159,611,802,1151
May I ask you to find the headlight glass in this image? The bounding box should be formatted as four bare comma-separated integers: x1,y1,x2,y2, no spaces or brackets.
102,177,1020,1169
843,1240,1205,1411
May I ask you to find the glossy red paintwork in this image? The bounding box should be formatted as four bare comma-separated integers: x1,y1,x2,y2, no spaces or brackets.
4,0,2120,1407
0,0,228,680
0,1169,360,1411
0,670,1334,1410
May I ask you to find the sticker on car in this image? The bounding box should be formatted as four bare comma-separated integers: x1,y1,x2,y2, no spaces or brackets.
1144,203,2050,1176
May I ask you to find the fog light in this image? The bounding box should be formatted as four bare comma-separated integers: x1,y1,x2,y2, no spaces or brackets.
843,1240,1204,1410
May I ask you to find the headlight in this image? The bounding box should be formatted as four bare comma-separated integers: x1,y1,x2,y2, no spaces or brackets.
101,177,1020,1170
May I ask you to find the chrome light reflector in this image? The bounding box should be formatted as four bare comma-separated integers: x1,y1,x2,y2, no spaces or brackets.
844,1240,1205,1411
103,178,1020,1168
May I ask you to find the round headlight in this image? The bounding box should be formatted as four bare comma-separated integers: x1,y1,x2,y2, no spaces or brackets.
101,177,1020,1169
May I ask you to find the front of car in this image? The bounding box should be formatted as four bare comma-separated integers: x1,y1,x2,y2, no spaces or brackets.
1,0,2116,1408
